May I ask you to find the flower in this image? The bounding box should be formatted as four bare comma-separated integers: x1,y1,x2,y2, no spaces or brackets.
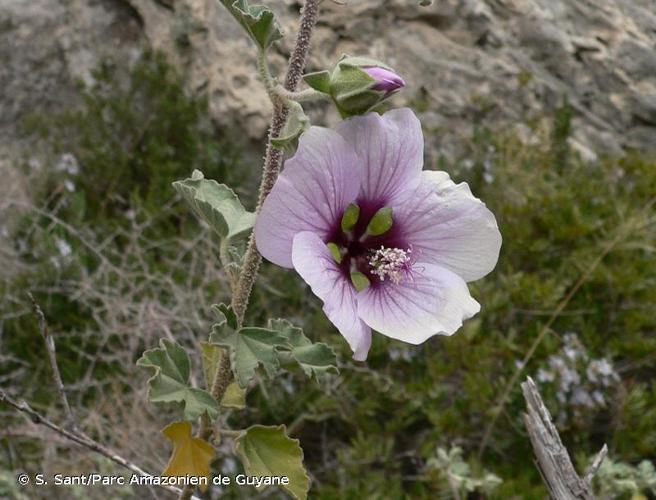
362,66,405,95
255,109,501,360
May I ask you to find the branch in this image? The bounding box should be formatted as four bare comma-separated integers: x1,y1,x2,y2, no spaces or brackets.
179,2,321,499
27,292,76,429
0,390,200,500
520,377,607,499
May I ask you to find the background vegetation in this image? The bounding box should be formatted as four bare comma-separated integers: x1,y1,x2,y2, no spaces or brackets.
1,52,655,499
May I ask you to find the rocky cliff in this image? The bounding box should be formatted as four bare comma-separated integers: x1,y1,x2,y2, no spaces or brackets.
2,0,655,160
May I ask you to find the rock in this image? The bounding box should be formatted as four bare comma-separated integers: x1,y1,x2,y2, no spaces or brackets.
0,0,143,144
1,0,655,160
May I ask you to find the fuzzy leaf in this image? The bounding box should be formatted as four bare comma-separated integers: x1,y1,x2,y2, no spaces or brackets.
271,102,310,150
211,303,239,330
172,170,255,242
200,341,222,389
303,70,331,94
162,421,214,492
137,339,219,421
235,425,309,499
268,319,338,380
224,0,283,50
210,325,287,388
222,381,247,409
199,341,246,409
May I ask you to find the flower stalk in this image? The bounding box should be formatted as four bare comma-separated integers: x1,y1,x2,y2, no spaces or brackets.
178,3,320,498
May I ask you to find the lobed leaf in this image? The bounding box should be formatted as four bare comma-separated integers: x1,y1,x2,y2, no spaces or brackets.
268,319,339,381
234,425,309,499
223,0,283,50
209,306,338,387
210,325,287,388
137,339,219,421
172,170,255,243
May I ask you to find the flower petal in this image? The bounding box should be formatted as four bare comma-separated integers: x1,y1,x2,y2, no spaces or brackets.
292,231,372,360
335,108,423,205
255,127,362,268
395,171,502,282
356,263,480,344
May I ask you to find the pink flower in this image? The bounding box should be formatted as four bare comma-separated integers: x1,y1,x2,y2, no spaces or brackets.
362,66,406,95
255,109,501,360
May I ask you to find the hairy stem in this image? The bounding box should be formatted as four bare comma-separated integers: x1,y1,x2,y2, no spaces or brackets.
179,2,319,498
256,51,278,103
275,85,328,103
232,0,320,325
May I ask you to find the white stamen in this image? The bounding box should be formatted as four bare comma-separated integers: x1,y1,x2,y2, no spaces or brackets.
368,246,414,284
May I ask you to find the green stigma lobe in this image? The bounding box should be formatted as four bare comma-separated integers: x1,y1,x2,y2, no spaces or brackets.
326,242,342,263
366,206,393,236
350,271,371,292
341,203,361,232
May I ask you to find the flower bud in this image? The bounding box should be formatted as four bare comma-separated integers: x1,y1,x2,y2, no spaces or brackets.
304,55,406,117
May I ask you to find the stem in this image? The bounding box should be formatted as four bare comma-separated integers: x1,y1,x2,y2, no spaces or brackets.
27,292,76,430
179,2,320,498
215,428,242,438
257,51,278,102
274,85,328,103
232,0,320,326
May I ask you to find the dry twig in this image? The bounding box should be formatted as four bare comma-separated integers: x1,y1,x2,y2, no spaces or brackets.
521,377,607,499
27,292,76,429
0,389,200,500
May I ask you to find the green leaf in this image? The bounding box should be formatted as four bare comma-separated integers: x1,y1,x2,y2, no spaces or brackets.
210,325,287,388
271,102,310,150
172,170,255,243
234,425,309,500
200,342,246,409
223,0,283,50
268,319,339,380
212,303,238,330
137,339,219,421
303,70,331,94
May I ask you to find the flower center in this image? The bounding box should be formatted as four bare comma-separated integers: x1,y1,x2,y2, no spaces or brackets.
326,202,415,290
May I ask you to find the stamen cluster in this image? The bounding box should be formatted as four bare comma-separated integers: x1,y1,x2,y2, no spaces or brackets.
368,246,413,284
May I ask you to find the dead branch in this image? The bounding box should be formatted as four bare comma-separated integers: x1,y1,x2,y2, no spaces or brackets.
0,390,200,500
521,376,607,500
27,292,76,429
